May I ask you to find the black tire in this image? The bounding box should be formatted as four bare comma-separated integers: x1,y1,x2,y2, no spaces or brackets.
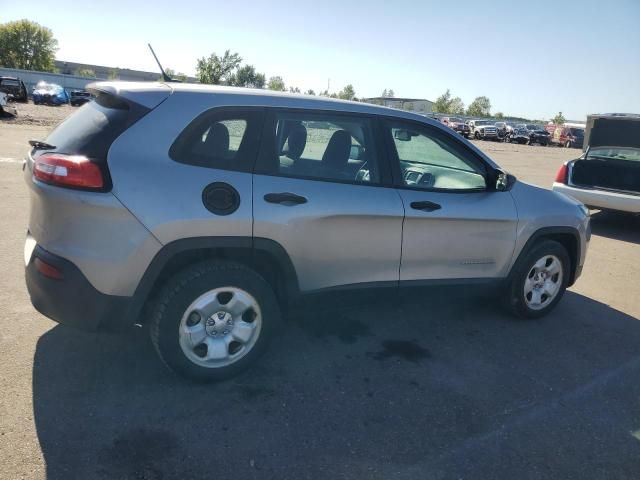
150,260,281,382
506,240,570,319
565,141,572,148
474,131,481,140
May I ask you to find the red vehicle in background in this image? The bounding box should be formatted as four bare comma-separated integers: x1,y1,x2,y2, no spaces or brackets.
546,124,585,149
441,116,471,138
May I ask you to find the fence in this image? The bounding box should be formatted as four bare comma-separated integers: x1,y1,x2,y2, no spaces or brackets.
0,67,100,95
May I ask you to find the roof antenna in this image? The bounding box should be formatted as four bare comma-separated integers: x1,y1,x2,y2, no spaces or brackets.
148,43,176,82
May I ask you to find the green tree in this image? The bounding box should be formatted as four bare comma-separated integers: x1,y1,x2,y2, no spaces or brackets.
75,68,96,78
381,89,388,98
338,84,355,100
387,89,395,98
494,112,505,119
196,50,242,85
432,89,453,113
289,86,301,93
305,89,316,95
552,111,566,125
108,69,119,80
228,64,266,88
267,76,286,91
0,19,58,71
450,97,465,115
466,96,492,117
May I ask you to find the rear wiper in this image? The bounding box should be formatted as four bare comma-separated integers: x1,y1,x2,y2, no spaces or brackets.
28,140,56,150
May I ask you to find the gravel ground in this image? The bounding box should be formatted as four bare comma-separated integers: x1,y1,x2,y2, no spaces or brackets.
1,101,76,126
1,107,639,480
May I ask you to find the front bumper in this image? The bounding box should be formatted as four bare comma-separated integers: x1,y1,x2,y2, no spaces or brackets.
552,183,640,214
25,241,133,332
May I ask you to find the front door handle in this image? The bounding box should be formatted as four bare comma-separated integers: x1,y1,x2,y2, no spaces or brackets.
264,192,308,206
410,200,441,212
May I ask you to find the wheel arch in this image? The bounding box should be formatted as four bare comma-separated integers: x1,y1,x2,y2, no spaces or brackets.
126,236,299,325
511,226,581,286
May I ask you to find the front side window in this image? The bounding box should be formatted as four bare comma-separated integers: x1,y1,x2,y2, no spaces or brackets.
257,111,380,184
386,120,486,191
170,109,263,171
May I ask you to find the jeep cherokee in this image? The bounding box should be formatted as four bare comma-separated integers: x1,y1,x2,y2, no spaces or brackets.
24,82,590,381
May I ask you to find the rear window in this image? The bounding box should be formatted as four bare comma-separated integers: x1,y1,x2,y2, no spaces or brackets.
42,93,144,160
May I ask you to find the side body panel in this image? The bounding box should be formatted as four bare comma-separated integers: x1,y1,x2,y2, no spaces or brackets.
509,181,590,272
398,190,518,280
107,94,257,245
253,176,404,291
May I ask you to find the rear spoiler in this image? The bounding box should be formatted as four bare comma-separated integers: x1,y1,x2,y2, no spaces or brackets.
87,81,171,110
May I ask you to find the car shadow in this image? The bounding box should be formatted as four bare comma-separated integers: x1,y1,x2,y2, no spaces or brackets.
33,289,640,479
590,210,640,244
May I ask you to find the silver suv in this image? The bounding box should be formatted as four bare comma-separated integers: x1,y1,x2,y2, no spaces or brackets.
24,82,590,381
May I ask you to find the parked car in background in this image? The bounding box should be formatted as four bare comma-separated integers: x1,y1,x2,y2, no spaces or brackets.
553,113,640,213
70,90,93,106
507,127,530,144
441,116,470,137
0,91,18,117
32,82,70,106
494,122,510,141
0,76,28,103
23,81,589,381
468,120,498,140
520,124,551,146
547,125,584,148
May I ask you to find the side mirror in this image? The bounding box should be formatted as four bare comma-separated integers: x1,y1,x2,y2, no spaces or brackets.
495,170,517,191
349,144,365,160
394,129,413,141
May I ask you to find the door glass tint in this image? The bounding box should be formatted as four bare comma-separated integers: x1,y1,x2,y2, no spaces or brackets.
260,112,380,184
387,121,486,191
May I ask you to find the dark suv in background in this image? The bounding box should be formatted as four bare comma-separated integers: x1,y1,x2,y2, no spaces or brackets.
0,76,28,103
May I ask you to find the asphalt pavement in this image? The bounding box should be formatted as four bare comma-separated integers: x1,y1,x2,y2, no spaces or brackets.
1,124,639,480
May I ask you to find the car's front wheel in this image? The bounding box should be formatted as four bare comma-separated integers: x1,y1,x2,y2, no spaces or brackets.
150,260,280,381
506,240,569,318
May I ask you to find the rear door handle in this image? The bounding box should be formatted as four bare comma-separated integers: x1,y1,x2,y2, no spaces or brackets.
264,192,308,206
410,200,441,212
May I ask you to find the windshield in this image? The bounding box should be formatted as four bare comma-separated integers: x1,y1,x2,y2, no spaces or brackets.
570,129,584,137
475,120,493,126
526,124,541,130
587,147,640,161
449,117,463,123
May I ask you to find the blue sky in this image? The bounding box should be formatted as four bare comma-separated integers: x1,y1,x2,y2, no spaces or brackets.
3,0,639,120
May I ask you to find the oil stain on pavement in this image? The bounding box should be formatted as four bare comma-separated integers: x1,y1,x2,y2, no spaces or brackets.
368,340,431,363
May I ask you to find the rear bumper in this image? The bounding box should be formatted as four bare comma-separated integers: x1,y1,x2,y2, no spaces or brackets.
552,183,640,214
25,243,133,332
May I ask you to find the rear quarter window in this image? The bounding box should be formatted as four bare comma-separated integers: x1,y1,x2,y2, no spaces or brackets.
169,108,265,172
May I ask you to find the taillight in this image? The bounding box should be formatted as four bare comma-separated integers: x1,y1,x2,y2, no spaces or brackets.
34,257,64,279
33,153,104,190
555,163,568,184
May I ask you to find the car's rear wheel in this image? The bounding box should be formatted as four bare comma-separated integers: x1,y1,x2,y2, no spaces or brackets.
506,240,569,318
474,131,481,140
565,140,572,148
150,260,280,381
